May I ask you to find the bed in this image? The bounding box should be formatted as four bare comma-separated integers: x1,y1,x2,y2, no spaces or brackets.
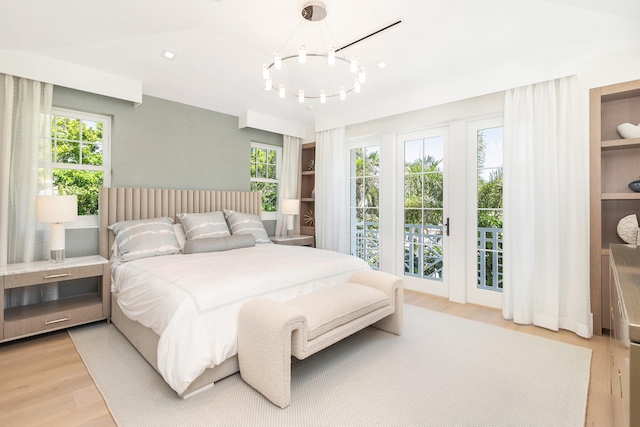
98,187,370,397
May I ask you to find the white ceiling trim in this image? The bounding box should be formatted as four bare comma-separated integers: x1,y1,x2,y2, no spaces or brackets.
0,49,142,104
239,110,306,139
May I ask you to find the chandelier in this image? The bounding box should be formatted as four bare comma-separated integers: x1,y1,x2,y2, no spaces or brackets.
262,1,366,103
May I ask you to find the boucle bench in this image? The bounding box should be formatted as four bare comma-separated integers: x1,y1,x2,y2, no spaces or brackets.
237,269,403,408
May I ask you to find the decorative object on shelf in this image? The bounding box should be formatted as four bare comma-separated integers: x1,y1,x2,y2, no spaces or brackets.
617,122,640,139
281,199,300,237
629,178,640,192
308,158,315,171
617,214,640,244
304,210,315,226
311,187,315,199
36,195,78,263
261,1,378,103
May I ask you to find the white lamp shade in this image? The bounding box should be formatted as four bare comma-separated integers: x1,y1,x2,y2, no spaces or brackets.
281,199,300,215
36,195,78,223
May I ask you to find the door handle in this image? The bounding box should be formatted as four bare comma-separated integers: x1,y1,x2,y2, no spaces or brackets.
445,217,450,236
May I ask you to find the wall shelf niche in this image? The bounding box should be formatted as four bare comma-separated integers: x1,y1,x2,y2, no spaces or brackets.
300,142,316,239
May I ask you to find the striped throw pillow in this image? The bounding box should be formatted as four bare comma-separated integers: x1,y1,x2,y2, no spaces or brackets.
108,217,181,263
177,211,231,240
223,209,272,244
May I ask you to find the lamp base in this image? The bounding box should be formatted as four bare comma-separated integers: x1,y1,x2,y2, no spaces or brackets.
50,249,65,263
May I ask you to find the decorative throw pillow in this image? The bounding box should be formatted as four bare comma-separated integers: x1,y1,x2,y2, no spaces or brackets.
177,211,231,240
183,234,255,254
223,209,272,244
108,217,181,263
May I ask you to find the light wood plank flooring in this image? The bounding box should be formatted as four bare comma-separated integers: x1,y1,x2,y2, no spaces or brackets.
0,290,611,426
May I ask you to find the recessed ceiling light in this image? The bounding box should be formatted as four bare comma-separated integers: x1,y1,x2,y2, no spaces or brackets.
161,49,176,60
377,61,387,69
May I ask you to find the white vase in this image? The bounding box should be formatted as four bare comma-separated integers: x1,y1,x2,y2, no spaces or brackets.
617,122,640,139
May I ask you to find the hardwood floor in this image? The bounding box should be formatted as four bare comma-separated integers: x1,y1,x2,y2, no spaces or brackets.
0,290,612,427
0,329,115,426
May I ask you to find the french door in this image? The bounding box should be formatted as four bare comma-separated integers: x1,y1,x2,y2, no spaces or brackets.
466,116,504,308
397,128,450,296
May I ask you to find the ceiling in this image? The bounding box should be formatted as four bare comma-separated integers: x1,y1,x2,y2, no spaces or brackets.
1,0,639,132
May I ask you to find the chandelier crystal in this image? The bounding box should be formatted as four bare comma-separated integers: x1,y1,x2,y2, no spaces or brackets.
262,1,365,103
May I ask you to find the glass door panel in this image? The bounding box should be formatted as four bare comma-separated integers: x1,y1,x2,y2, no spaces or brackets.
401,132,446,293
350,145,380,269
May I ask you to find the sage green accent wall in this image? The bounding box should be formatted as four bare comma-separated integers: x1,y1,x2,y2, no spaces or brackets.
53,87,282,254
53,88,282,189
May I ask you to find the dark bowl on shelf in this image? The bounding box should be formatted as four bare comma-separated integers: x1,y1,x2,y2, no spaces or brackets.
629,180,640,192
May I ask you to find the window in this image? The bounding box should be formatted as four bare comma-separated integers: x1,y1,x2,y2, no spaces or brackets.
349,145,380,269
250,142,281,220
50,108,111,226
476,126,503,292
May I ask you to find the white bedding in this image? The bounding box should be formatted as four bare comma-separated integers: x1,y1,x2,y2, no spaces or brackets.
111,244,370,394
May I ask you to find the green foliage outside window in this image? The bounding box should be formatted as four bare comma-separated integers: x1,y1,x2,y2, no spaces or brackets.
351,147,380,268
477,129,504,290
51,115,104,215
250,145,278,212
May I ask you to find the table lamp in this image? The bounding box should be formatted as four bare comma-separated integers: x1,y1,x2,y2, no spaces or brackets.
281,199,300,237
36,195,78,263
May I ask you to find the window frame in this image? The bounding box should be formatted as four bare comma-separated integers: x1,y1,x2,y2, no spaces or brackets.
50,107,112,229
250,141,282,221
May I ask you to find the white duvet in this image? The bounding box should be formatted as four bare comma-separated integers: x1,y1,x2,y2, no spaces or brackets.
111,244,370,394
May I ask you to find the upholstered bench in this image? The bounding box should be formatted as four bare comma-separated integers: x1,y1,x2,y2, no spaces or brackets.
237,269,403,408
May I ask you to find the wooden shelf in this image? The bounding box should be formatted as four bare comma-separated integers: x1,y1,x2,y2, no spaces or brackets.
602,137,640,150
302,170,315,176
5,294,101,322
602,193,640,200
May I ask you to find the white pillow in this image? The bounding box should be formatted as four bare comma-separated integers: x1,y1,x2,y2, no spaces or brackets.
223,209,272,244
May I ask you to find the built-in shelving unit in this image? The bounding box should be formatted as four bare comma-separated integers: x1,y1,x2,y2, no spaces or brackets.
589,79,640,335
300,142,316,240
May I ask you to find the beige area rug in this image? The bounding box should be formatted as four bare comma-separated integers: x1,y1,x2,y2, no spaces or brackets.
69,304,591,427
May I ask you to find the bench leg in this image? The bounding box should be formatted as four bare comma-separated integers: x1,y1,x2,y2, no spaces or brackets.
372,285,403,335
238,299,304,408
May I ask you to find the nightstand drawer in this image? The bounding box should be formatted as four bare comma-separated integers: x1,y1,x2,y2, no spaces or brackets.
290,238,313,246
270,235,315,247
4,263,104,289
4,294,103,339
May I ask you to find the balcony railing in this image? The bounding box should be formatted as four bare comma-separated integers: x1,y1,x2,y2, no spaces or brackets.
477,227,503,292
351,223,503,292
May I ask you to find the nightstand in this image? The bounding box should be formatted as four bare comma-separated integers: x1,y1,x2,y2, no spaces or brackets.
270,234,315,247
0,255,110,342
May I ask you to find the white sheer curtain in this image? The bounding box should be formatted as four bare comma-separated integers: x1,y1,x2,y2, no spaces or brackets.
502,75,591,338
1,74,54,306
275,135,302,236
315,127,348,253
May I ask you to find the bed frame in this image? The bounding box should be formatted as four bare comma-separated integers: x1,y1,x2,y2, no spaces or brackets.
98,187,262,398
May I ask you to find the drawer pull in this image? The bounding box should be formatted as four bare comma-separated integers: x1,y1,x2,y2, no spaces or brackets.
618,370,623,399
44,273,71,279
44,317,71,325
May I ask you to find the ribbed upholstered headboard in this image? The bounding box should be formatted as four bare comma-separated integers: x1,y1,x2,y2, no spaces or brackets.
98,187,262,259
